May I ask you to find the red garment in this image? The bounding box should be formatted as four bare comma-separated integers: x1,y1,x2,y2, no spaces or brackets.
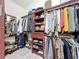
60,9,64,32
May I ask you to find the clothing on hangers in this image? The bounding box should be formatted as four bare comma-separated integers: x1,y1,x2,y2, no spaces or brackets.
63,7,69,32
74,4,79,43
75,5,79,31
56,9,61,32
44,36,53,59
17,18,24,34
45,10,60,34
60,9,64,32
5,20,17,33
27,11,34,32
45,12,54,33
24,17,28,31
44,35,79,59
68,6,75,32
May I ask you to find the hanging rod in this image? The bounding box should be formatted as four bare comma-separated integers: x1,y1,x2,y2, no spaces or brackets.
45,0,79,12
44,0,79,12
32,0,79,13
22,0,79,17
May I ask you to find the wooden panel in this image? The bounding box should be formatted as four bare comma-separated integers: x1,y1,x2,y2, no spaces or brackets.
32,32,44,40
0,0,5,59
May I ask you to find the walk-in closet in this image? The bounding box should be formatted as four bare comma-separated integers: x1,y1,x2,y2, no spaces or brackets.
0,0,79,59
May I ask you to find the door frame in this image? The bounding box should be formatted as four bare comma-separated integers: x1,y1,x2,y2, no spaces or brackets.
0,0,5,59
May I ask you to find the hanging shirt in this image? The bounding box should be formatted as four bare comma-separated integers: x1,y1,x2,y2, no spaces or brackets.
68,6,75,32
27,11,34,32
22,19,26,31
17,18,24,34
64,7,69,32
61,39,72,59
59,39,64,59
51,11,58,32
74,5,79,43
74,5,79,31
44,36,53,59
45,12,54,33
45,11,59,34
56,9,61,32
24,17,28,31
60,9,64,32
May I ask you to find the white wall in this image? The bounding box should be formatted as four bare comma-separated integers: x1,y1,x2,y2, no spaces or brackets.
25,0,70,11
25,0,47,11
5,0,27,20
25,0,61,11
5,0,70,20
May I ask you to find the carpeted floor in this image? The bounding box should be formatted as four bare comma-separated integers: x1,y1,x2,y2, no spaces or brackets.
5,47,42,59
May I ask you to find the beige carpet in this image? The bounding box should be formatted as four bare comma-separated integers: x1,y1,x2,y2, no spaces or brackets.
5,47,43,59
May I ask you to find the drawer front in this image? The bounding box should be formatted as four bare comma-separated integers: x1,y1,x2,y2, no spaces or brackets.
32,32,44,40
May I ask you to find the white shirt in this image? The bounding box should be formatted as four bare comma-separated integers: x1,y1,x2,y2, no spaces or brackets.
17,18,24,34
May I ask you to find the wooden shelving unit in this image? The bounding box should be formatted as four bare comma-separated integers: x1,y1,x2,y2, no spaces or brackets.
32,9,45,58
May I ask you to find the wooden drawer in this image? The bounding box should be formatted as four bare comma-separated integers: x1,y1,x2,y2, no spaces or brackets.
32,32,44,40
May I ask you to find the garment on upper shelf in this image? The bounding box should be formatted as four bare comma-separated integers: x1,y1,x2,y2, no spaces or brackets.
27,11,34,32
63,7,69,32
22,18,26,31
56,9,61,32
68,6,75,32
24,17,28,31
52,10,59,33
45,10,59,34
74,5,79,31
74,5,79,43
60,9,64,32
45,12,54,33
17,18,25,34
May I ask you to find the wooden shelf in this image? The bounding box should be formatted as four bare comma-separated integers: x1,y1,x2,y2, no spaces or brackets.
32,32,44,40
35,23,44,25
33,43,43,47
32,8,44,58
35,30,44,32
35,17,44,20
33,47,43,52
35,19,44,23
34,9,44,15
31,0,79,59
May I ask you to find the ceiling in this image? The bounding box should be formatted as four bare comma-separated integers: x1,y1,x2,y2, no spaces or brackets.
11,0,42,9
